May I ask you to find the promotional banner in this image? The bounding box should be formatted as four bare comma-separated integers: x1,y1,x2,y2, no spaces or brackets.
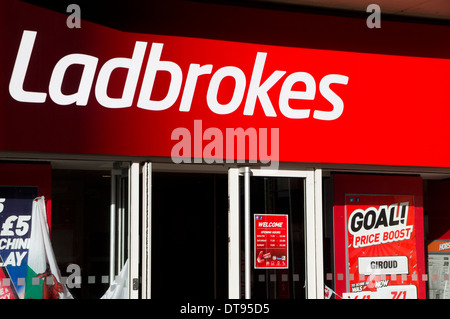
343,194,419,299
0,186,37,299
333,174,426,299
254,214,288,269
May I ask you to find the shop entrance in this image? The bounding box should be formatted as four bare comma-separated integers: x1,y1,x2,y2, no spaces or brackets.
151,171,228,299
329,174,426,299
228,168,320,299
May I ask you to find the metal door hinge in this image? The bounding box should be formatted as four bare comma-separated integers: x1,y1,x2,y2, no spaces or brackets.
132,278,139,290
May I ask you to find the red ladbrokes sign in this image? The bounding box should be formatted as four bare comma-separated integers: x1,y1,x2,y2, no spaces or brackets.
2,1,450,167
10,31,348,121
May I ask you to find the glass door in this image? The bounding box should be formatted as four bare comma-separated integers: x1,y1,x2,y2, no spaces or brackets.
228,168,322,299
108,162,141,299
150,168,228,299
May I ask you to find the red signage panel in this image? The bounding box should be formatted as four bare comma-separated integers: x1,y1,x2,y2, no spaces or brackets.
254,214,288,269
2,2,450,167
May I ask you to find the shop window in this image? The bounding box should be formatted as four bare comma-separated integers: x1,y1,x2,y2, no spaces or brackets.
423,179,450,299
52,169,112,299
0,164,129,299
323,173,450,300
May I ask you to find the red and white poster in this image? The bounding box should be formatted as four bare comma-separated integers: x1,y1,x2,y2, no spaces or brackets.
254,214,288,269
343,194,420,299
333,174,426,299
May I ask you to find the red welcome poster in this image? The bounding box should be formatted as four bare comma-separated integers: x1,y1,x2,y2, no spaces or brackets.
254,214,288,269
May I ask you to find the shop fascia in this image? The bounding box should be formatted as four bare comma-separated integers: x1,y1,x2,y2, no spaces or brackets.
9,30,349,120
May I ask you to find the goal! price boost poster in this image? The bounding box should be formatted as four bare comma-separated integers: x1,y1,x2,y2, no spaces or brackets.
343,194,420,299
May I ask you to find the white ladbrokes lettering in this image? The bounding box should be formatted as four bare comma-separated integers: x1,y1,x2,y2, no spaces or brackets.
9,30,349,120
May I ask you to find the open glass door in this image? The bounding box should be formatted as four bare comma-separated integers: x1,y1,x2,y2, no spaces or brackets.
141,162,151,299
228,168,321,299
108,162,141,299
150,165,228,299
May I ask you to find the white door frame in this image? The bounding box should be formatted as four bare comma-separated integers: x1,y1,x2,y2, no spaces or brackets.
108,161,141,299
228,167,324,299
128,162,140,299
140,162,152,299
